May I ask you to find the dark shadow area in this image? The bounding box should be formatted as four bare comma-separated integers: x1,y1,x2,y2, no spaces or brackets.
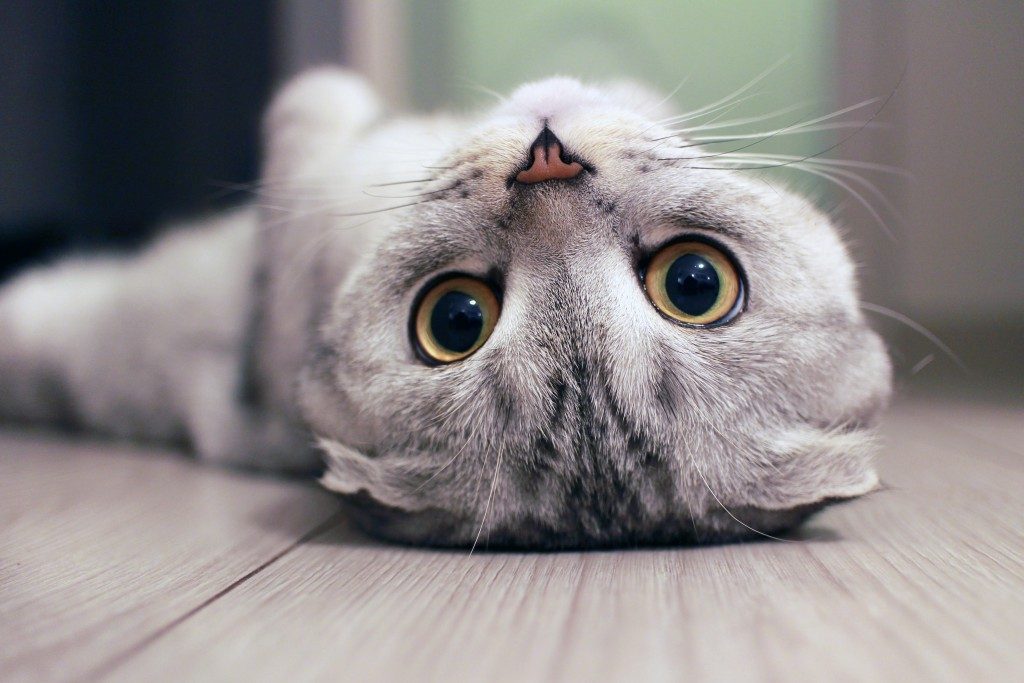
0,0,273,282
271,492,856,555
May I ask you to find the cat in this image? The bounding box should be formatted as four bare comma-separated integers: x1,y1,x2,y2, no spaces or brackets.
0,69,892,548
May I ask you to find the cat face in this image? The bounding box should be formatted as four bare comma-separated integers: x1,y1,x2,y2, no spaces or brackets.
292,74,892,548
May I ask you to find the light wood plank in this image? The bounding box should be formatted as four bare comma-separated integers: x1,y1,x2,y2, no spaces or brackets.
0,430,338,682
106,402,1024,682
899,400,1023,458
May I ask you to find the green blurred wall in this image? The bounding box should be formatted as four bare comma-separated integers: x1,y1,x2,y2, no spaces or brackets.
407,0,835,160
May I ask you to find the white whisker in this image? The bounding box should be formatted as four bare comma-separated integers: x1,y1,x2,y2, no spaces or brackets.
716,156,898,240
470,440,505,554
860,303,968,371
687,120,886,142
654,55,790,125
670,101,812,135
687,444,795,543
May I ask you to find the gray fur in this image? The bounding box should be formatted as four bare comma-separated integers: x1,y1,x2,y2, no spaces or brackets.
0,69,891,547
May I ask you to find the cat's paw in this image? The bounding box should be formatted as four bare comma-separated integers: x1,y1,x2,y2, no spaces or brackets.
264,67,381,142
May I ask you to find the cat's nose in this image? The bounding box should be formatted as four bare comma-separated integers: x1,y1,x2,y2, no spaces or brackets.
515,127,585,184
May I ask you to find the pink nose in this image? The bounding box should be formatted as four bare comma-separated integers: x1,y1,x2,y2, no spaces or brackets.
515,129,584,184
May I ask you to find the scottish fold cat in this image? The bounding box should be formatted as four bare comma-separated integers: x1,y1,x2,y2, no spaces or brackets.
0,69,891,547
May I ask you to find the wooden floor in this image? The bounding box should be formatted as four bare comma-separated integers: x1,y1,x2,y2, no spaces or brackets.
1,399,1021,682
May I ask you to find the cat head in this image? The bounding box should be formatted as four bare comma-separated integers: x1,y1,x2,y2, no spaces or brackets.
280,70,892,548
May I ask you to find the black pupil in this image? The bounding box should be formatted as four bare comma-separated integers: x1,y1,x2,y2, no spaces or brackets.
665,253,720,316
430,290,485,353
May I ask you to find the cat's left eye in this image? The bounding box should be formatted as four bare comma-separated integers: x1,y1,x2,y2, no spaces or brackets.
643,239,743,326
411,275,500,364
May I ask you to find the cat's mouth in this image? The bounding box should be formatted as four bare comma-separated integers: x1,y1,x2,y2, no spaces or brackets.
508,125,594,187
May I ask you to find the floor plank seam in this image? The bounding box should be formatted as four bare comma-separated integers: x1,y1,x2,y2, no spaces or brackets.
81,510,346,682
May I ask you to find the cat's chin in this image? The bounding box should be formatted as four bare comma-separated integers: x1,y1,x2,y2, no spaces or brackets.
317,434,880,549
315,421,885,549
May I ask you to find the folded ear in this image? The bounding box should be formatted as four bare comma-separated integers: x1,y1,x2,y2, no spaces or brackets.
318,437,432,512
730,425,881,511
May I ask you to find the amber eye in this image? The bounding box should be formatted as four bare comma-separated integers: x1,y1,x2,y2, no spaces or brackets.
412,275,500,364
644,240,743,325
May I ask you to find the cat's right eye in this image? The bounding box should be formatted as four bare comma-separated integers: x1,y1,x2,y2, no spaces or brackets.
411,275,500,365
643,239,744,326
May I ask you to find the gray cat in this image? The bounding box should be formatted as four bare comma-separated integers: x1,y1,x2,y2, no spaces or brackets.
0,69,892,547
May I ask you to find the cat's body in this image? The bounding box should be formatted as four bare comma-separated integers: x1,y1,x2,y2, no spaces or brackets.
0,70,892,547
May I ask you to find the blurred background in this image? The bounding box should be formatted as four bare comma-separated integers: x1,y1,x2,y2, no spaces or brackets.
1,1,1021,404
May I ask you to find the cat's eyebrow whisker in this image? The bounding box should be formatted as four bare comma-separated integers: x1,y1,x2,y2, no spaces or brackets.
261,191,438,224
860,302,968,371
366,177,437,188
641,99,799,153
783,162,897,240
642,92,773,139
796,161,906,226
260,206,378,233
257,189,358,202
452,78,508,104
652,54,791,126
686,120,888,142
780,155,908,177
712,154,902,239
652,93,760,127
212,178,367,202
667,101,814,136
692,150,909,179
643,74,692,115
809,166,904,235
258,194,386,226
360,183,461,200
674,96,877,138
680,97,885,163
697,152,909,177
683,66,907,175
640,93,786,146
331,199,437,218
239,164,446,192
424,387,482,428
